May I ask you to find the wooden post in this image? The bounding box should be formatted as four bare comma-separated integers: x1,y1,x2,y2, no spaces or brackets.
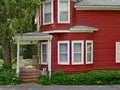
16,39,20,76
47,39,52,78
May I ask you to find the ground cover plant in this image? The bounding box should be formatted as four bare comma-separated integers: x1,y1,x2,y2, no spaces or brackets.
37,70,120,85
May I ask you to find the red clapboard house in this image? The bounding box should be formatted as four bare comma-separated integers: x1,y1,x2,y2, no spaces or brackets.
14,0,120,80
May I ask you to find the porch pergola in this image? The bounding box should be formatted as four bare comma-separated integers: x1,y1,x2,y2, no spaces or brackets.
13,32,53,77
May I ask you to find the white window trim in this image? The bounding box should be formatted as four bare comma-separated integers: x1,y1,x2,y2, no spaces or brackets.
58,0,70,23
43,0,53,25
86,40,93,64
72,40,84,65
58,41,70,65
116,42,120,63
41,42,48,64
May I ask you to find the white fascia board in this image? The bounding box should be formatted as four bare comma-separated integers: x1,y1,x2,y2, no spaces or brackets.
14,35,53,41
75,6,120,10
70,27,98,33
42,30,70,34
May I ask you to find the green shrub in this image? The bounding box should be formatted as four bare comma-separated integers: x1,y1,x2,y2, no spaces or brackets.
50,70,120,85
51,70,67,84
0,68,21,85
37,75,52,85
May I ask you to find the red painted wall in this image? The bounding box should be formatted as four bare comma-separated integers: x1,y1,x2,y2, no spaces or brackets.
40,0,120,73
40,0,76,32
51,33,94,74
76,10,120,70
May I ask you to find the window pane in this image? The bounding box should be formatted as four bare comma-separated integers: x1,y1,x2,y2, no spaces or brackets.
117,52,120,62
44,1,52,23
87,53,91,62
43,54,47,63
117,43,120,51
60,12,68,22
45,13,51,23
59,43,67,53
74,53,81,63
59,1,68,11
74,43,82,52
44,2,51,13
42,44,47,53
60,54,67,63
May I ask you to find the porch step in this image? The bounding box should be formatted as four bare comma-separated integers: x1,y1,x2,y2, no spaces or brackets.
20,69,41,82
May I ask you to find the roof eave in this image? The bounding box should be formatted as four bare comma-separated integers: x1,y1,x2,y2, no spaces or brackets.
75,6,120,10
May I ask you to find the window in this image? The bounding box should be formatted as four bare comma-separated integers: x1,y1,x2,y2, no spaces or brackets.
43,0,53,24
116,42,120,63
58,41,70,65
58,0,70,23
72,41,84,65
41,42,48,64
86,41,93,64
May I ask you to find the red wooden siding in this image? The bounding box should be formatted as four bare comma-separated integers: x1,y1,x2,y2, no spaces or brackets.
40,0,76,32
39,0,120,73
76,11,120,70
51,33,94,73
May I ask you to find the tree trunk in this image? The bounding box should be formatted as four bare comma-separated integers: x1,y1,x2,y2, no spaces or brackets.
3,40,11,68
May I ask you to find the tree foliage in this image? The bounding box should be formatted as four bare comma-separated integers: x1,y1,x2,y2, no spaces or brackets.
0,0,43,68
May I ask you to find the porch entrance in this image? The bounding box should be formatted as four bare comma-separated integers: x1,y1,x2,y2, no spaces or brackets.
13,32,52,81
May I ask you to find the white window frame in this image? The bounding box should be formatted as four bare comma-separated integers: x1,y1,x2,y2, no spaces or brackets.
41,42,48,64
43,0,53,25
72,41,84,65
58,0,70,23
86,40,93,64
116,42,120,63
58,41,70,65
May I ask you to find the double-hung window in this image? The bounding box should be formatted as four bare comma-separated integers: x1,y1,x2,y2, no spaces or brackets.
116,42,120,63
58,0,70,23
86,40,93,64
72,41,84,65
58,41,69,65
43,0,53,24
41,42,48,64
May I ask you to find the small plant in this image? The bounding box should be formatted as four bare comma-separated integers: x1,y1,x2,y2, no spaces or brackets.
37,75,52,85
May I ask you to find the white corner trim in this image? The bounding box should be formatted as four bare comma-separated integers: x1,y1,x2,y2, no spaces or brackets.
58,41,70,65
42,30,70,34
72,40,84,65
86,40,93,64
75,6,120,10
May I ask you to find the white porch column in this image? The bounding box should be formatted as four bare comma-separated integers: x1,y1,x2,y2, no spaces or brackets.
47,39,52,78
16,39,20,76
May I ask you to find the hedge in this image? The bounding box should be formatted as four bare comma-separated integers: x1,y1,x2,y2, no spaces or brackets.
37,70,120,85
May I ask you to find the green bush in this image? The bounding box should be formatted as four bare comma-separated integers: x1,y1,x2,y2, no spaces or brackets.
37,75,52,85
37,70,120,85
51,70,67,84
50,70,120,85
0,68,21,85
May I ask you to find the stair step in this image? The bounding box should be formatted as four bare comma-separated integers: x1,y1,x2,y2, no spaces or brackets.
22,78,38,82
20,69,41,82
